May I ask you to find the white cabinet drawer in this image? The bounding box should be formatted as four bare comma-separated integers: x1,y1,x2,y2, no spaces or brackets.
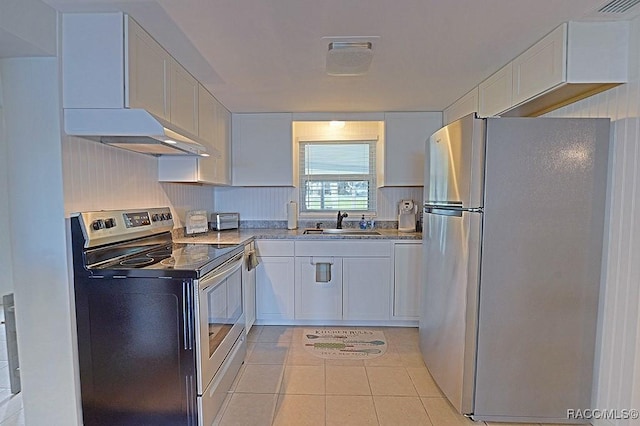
256,240,295,257
295,240,391,257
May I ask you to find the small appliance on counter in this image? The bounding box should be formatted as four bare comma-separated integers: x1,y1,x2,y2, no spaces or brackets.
210,212,239,231
185,210,209,235
398,199,417,232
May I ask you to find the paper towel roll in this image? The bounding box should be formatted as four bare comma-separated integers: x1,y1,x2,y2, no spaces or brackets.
287,201,298,230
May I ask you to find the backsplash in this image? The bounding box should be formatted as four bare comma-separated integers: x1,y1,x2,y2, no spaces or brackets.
238,220,398,229
62,136,215,226
214,186,423,221
61,136,422,226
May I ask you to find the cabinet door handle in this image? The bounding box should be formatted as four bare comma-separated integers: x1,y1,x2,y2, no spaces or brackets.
309,257,334,265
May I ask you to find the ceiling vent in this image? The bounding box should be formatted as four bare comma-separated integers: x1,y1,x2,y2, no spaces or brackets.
597,0,640,13
326,41,373,76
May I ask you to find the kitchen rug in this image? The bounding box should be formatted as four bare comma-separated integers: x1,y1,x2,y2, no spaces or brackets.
303,329,387,360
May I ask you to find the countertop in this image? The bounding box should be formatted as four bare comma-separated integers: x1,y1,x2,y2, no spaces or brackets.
173,228,422,246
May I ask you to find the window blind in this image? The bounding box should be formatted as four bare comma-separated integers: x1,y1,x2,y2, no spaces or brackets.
299,140,377,213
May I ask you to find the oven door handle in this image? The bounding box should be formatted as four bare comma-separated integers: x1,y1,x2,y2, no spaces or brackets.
199,253,243,292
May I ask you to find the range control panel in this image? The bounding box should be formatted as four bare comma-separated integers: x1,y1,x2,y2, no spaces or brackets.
76,207,174,248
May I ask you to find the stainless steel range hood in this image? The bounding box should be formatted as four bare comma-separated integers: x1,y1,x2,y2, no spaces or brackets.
64,108,208,156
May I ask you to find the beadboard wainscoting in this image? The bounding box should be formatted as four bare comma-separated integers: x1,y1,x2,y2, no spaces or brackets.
214,186,423,222
62,136,215,225
545,13,640,426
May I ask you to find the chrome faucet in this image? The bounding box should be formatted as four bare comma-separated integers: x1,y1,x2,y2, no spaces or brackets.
336,211,348,229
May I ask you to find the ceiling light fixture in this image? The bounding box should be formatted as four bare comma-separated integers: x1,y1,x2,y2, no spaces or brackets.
326,41,373,76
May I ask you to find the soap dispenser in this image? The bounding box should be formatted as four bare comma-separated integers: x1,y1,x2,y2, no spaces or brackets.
359,215,367,230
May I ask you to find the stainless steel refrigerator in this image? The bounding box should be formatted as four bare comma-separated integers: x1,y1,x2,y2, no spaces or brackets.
420,113,610,422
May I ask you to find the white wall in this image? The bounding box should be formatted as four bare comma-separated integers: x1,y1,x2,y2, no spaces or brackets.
1,57,80,425
0,68,14,297
545,14,640,426
62,135,215,225
0,0,56,56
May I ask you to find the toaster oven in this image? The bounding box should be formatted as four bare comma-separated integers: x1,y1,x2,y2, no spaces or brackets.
210,213,239,230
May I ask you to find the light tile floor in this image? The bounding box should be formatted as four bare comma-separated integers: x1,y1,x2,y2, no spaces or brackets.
0,321,563,426
213,326,546,426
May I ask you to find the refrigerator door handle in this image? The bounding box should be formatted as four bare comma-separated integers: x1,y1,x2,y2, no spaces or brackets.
423,204,483,216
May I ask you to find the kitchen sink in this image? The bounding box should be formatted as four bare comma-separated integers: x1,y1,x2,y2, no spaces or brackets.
302,229,381,236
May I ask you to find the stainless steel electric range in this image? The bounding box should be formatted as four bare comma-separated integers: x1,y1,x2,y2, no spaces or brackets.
71,207,246,426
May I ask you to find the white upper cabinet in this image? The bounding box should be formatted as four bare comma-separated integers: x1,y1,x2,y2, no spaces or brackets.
478,63,513,117
443,87,478,125
63,12,210,140
194,84,219,183
511,24,567,107
169,59,199,136
158,85,230,185
382,112,442,186
125,17,170,120
63,12,233,183
232,113,293,186
478,21,629,117
215,100,232,184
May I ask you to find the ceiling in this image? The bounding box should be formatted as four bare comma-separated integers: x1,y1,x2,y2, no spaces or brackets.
31,0,634,112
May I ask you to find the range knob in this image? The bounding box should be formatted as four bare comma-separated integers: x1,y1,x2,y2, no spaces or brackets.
161,213,168,221
104,218,116,229
151,214,160,222
166,212,172,220
91,219,105,231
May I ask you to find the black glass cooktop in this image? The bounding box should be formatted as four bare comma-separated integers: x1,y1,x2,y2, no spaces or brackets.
93,243,243,277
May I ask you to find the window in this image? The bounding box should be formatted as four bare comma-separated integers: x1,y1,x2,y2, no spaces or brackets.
299,140,376,213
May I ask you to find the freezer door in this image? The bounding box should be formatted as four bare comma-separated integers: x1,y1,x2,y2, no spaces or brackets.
420,208,482,415
426,113,485,209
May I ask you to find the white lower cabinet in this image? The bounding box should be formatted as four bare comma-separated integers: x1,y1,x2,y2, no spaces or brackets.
254,239,418,325
343,257,391,321
294,241,392,322
295,257,343,320
393,243,422,319
243,241,257,333
255,241,295,321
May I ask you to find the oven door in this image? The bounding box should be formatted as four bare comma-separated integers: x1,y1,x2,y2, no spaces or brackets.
196,252,244,393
